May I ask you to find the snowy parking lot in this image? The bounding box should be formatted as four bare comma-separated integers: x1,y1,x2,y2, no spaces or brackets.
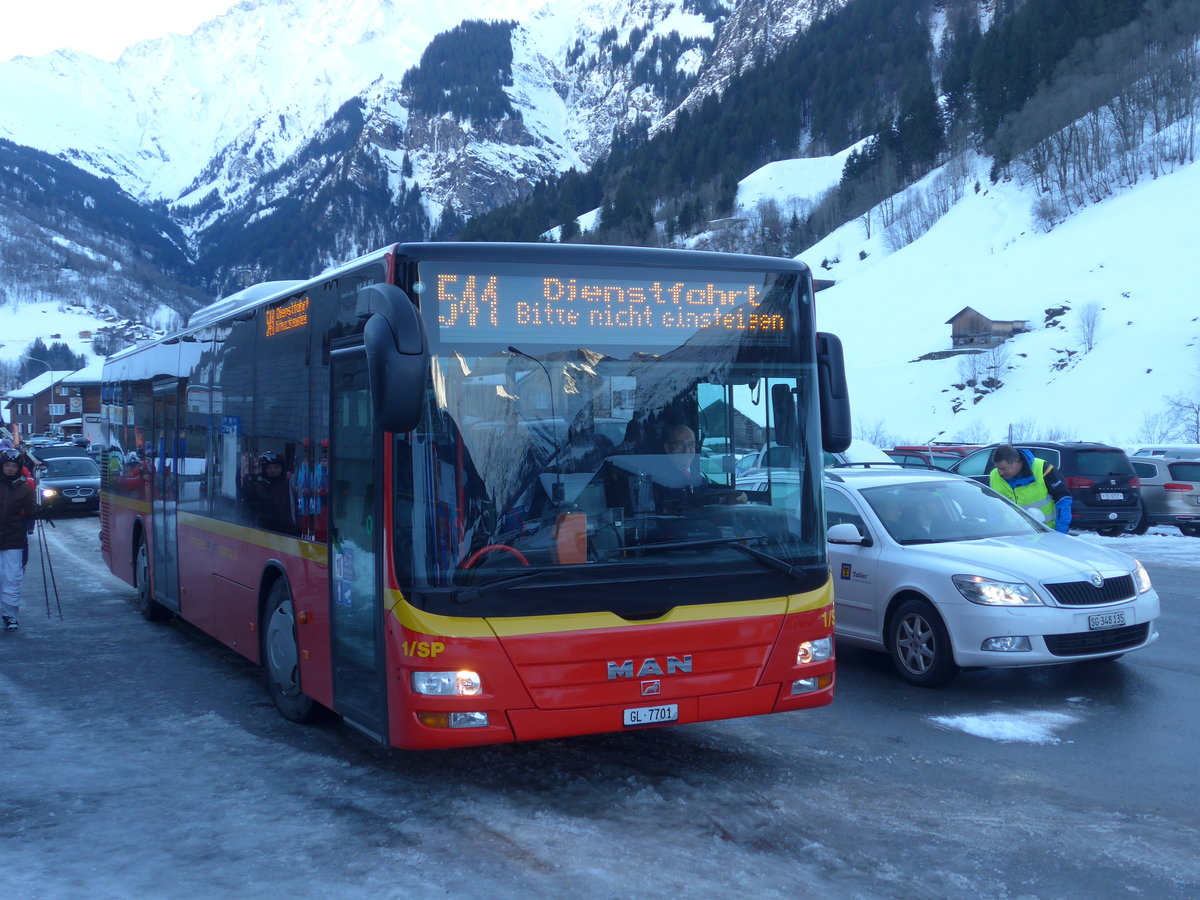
1,517,1197,900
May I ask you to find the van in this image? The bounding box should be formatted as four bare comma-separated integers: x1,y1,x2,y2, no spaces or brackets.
1129,455,1200,535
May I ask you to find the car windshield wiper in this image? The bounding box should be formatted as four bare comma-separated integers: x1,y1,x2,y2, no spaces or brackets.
628,535,803,577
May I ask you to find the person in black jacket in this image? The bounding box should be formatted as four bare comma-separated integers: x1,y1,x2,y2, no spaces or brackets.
248,450,299,536
652,424,745,513
1,448,36,632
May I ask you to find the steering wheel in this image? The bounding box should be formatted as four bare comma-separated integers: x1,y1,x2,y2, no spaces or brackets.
463,544,530,569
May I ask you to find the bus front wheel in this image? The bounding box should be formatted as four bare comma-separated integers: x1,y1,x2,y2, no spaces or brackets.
262,579,318,723
134,537,170,622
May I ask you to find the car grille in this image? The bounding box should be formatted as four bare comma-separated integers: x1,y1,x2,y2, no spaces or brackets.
62,487,97,497
1044,623,1150,656
1044,574,1135,606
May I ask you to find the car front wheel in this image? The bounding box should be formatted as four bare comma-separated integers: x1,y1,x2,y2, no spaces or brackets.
889,599,959,686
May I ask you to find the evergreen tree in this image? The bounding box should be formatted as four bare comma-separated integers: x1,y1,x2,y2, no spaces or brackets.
400,20,520,125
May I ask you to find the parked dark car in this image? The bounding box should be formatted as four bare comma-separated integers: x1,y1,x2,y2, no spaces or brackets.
36,455,102,515
884,449,962,469
890,443,982,458
951,441,1142,535
1129,455,1200,536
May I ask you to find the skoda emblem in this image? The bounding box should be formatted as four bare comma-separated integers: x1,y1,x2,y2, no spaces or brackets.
1090,572,1105,588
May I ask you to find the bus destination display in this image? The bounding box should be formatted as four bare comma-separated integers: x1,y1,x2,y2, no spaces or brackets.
425,265,794,346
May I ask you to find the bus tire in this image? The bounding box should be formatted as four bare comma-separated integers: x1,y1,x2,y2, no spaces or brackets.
262,578,318,723
134,536,171,622
888,599,959,687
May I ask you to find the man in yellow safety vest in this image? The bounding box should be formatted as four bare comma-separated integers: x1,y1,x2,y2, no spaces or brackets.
989,444,1073,533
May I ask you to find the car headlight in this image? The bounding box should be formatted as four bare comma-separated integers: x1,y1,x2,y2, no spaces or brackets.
41,488,58,499
952,574,1043,606
1132,560,1152,594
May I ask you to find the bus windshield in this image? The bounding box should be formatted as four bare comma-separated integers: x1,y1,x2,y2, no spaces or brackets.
395,257,824,618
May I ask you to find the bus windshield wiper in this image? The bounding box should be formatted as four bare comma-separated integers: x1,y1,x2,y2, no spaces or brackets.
630,535,802,577
452,568,554,603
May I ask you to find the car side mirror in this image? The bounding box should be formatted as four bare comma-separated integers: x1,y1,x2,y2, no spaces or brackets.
827,522,869,545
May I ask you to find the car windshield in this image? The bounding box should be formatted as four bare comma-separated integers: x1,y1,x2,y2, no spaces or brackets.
44,458,100,477
861,479,1044,544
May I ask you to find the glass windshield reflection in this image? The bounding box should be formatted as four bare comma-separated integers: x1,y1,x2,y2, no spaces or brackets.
863,480,1045,545
397,348,824,612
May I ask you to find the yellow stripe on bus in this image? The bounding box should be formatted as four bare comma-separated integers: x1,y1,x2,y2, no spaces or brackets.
100,491,151,515
176,511,328,562
385,581,832,638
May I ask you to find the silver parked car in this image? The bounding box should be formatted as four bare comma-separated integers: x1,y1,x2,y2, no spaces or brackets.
1132,444,1200,459
825,467,1160,685
1129,455,1200,536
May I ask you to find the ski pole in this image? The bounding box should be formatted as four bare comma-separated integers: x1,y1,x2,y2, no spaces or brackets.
36,516,63,621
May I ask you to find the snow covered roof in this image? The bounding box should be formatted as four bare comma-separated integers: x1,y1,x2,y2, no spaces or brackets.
8,370,69,399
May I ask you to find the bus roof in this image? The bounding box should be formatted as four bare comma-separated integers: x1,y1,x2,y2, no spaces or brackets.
185,244,403,332
110,242,812,364
394,241,812,274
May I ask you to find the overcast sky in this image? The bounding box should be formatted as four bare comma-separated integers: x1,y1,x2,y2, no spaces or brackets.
1,0,239,62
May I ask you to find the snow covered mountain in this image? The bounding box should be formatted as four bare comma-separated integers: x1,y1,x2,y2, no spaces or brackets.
2,0,1197,454
757,150,1200,448
4,0,836,303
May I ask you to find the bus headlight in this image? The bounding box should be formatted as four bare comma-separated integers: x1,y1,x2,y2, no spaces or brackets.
416,711,490,729
791,674,834,694
411,671,482,696
796,637,833,664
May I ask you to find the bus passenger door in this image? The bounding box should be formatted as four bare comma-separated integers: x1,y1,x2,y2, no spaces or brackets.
328,347,386,740
151,380,181,611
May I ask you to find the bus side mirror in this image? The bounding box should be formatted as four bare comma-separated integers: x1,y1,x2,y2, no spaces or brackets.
771,383,797,447
817,332,852,454
357,284,429,433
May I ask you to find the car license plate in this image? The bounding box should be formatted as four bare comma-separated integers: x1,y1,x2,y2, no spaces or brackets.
1088,611,1126,630
1098,492,1124,500
623,704,678,727
71,497,87,503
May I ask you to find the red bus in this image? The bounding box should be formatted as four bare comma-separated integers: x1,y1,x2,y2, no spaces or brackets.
100,242,852,748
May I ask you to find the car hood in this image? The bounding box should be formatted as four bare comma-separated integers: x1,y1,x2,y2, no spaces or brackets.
903,532,1136,581
40,473,101,488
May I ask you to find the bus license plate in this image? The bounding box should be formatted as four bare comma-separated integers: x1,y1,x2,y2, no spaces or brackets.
623,704,678,727
1098,492,1124,500
1088,611,1126,631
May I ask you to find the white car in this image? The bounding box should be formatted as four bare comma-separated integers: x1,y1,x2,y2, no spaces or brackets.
824,467,1160,685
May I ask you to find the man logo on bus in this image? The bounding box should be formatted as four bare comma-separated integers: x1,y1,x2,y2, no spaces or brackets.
607,655,693,680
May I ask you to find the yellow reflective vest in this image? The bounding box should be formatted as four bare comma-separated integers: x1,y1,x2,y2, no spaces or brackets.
989,456,1057,524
